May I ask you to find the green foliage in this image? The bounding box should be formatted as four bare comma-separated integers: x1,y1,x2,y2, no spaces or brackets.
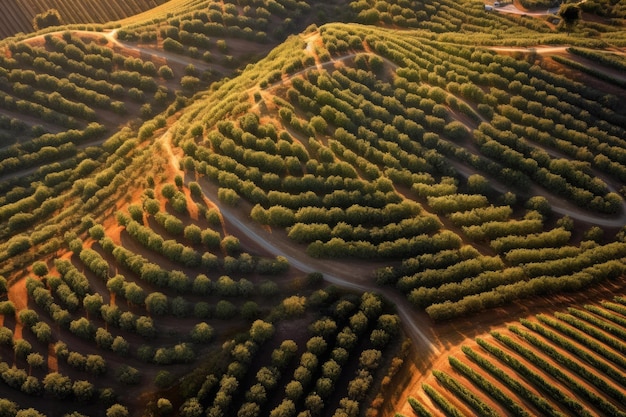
33,9,63,31
448,356,529,417
422,382,464,417
190,322,215,343
70,317,95,339
1,3,626,416
43,372,72,399
432,370,499,417
215,300,237,319
106,404,129,417
408,397,432,417
115,365,141,385
282,295,306,317
218,188,240,206
145,292,168,316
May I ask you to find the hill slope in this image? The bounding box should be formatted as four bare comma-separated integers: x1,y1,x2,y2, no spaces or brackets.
0,0,626,416
0,0,168,39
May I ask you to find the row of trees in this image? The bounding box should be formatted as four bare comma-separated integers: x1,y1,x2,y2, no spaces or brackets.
537,311,626,369
0,30,177,144
423,259,625,320
2,184,296,413
120,0,311,47
371,24,626,181
174,19,626,322
409,293,626,415
8,69,120,111
286,215,440,245
475,122,621,213
0,28,180,254
508,324,626,409
0,364,110,404
170,289,400,417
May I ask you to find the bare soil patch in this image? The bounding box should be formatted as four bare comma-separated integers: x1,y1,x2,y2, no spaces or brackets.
47,342,58,372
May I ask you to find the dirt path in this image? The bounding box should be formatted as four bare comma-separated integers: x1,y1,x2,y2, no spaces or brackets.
494,2,560,15
155,45,626,410
489,45,626,56
304,32,324,71
47,343,58,373
490,45,569,53
158,128,441,355
8,275,29,340
281,34,626,228
104,29,212,70
10,22,626,415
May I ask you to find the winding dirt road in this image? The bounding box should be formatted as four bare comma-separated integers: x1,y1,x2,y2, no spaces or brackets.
103,29,212,70
216,190,441,355
153,28,626,359
493,2,560,15
11,21,626,389
159,130,441,357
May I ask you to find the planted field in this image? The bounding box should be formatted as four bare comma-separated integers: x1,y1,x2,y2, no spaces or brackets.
173,20,626,321
0,0,168,39
405,294,626,416
0,119,408,415
0,0,625,415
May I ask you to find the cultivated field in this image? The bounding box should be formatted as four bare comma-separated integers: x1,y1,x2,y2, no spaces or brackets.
0,0,168,39
0,0,625,415
404,295,626,417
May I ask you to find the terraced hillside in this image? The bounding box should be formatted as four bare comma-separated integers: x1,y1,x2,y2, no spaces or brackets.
173,20,626,320
0,0,168,39
405,295,626,417
0,0,626,415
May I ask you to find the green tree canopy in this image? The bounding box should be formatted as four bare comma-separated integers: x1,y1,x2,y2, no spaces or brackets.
32,9,63,31
559,3,581,31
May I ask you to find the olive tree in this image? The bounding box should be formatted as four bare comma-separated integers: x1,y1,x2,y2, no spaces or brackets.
15,408,45,417
26,353,44,374
83,293,103,318
136,316,156,338
31,321,51,343
250,320,274,343
2,367,27,389
14,339,32,359
18,309,39,327
190,322,215,343
43,372,72,399
145,292,168,316
73,380,94,402
32,261,48,277
21,376,42,396
106,404,129,417
282,296,306,317
70,317,95,340
85,354,107,375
